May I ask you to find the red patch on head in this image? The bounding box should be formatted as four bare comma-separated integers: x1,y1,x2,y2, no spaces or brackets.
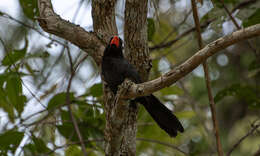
110,36,119,48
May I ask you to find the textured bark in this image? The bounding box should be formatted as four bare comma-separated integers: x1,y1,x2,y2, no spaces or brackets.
92,0,118,43
124,0,151,80
37,0,104,65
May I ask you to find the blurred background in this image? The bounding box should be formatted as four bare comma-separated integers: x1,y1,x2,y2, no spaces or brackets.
0,0,259,155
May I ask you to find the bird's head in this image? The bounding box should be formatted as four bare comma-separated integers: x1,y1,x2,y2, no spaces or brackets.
109,36,123,49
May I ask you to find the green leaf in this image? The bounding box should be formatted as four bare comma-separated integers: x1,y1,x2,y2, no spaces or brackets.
214,84,260,108
26,51,50,59
57,121,103,143
2,49,26,66
249,59,260,71
57,123,75,140
189,137,209,156
57,122,91,142
0,130,24,154
19,0,39,20
90,83,103,97
61,110,71,122
0,88,15,122
23,143,37,156
65,145,82,156
175,111,196,119
243,9,260,27
0,72,27,121
2,39,27,66
6,74,26,116
214,84,241,103
147,18,155,41
47,92,74,110
32,135,50,153
160,85,183,96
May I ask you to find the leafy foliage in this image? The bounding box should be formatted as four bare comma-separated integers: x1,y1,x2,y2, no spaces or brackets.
214,84,260,108
0,130,24,155
19,0,39,20
0,72,27,122
243,9,260,27
89,83,103,97
47,92,75,110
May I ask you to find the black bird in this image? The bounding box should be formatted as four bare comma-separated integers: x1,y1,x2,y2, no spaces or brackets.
101,36,184,137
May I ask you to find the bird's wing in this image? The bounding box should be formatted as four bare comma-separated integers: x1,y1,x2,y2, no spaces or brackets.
112,58,142,84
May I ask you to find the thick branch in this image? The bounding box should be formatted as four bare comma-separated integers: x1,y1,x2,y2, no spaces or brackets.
37,0,104,65
123,24,260,99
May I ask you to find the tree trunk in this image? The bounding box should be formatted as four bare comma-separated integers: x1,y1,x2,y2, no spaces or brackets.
92,0,150,155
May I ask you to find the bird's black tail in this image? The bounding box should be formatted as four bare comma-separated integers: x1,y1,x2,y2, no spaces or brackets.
137,94,184,137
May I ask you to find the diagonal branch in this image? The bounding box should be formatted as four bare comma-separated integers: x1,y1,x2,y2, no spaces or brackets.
149,19,214,51
122,24,260,99
227,123,260,156
37,0,104,65
136,138,188,155
231,0,257,13
191,0,224,155
218,0,258,58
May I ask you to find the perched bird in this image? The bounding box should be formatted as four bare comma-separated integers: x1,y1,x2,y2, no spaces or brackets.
101,36,184,137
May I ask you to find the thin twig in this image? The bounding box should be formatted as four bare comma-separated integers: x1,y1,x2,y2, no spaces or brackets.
65,45,88,156
0,12,66,46
219,0,241,29
136,138,188,155
227,123,260,156
190,0,224,156
19,55,89,128
150,0,257,52
218,0,258,56
178,80,215,151
231,0,257,13
0,37,47,109
149,19,214,51
154,9,192,48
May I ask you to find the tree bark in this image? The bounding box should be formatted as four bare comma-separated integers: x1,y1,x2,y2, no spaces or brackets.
124,0,151,80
